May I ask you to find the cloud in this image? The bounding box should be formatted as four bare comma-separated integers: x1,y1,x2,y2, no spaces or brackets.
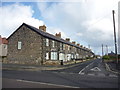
0,3,44,38
76,33,83,37
47,27,68,39
0,1,119,55
37,0,119,55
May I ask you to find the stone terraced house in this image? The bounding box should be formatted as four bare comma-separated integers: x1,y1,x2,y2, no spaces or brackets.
7,23,94,65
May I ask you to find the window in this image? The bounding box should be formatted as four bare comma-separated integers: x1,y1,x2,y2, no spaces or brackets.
46,38,49,46
76,54,79,59
4,45,7,49
75,47,76,52
59,53,65,61
60,43,63,50
66,54,71,60
63,44,65,50
46,52,49,60
52,41,55,47
51,52,57,60
68,45,70,50
18,41,22,49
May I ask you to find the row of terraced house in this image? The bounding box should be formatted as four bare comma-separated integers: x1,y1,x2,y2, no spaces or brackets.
6,23,94,65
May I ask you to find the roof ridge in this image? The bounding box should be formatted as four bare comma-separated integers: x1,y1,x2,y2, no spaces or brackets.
21,23,92,52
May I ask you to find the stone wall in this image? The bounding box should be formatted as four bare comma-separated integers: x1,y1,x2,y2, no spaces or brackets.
7,25,43,65
7,24,94,65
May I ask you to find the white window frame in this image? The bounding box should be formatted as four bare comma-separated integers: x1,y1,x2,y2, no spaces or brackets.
4,45,7,49
60,43,63,50
63,44,65,50
67,54,71,60
59,53,65,61
52,41,55,47
46,38,49,46
68,45,70,51
18,41,22,49
46,52,49,60
51,52,57,60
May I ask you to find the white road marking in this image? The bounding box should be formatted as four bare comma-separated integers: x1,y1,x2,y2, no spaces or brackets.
109,74,118,78
105,63,111,71
79,62,94,74
105,63,119,75
16,79,79,88
79,72,84,75
90,67,101,71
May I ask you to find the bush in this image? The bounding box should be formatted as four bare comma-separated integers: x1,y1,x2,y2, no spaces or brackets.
102,55,110,60
109,55,116,60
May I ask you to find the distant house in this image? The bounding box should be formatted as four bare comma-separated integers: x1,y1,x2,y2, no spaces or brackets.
7,23,94,65
0,35,8,57
108,51,115,56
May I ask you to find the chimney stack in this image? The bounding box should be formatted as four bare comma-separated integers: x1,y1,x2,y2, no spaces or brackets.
2,38,8,44
39,25,46,32
80,45,83,48
66,38,70,42
77,43,80,46
55,32,61,38
72,41,76,44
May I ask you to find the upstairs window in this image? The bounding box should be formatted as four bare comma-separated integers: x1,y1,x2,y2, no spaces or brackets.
63,44,65,50
60,43,63,50
18,41,22,49
52,40,55,47
46,38,49,46
68,45,70,51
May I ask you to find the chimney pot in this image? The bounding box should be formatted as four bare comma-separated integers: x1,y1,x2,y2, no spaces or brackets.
77,43,80,46
72,41,76,44
55,32,61,38
80,45,83,47
66,38,70,42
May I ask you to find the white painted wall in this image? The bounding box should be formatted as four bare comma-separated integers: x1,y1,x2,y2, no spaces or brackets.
0,44,7,56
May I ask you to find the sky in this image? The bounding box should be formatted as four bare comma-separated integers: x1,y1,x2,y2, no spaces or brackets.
0,0,120,55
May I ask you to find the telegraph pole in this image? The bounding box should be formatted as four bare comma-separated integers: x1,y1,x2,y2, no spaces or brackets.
106,45,108,55
102,44,104,62
112,10,118,64
102,44,104,57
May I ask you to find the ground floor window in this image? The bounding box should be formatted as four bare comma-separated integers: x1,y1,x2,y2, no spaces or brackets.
76,54,79,59
71,54,74,59
59,53,65,61
67,54,71,61
51,52,57,60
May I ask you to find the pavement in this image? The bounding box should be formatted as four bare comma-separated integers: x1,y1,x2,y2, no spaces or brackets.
2,59,93,71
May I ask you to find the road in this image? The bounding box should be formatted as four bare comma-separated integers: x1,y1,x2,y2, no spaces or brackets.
2,59,119,88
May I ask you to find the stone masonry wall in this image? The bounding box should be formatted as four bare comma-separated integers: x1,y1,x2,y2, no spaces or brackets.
7,25,43,65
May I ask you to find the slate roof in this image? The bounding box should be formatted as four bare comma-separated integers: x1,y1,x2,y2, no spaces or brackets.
8,23,93,53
